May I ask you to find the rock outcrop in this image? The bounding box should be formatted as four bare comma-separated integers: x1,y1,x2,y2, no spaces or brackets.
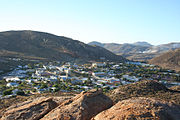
1,90,112,120
93,97,180,120
3,82,180,120
112,80,168,96
1,97,69,120
109,80,171,103
169,85,180,91
41,89,113,120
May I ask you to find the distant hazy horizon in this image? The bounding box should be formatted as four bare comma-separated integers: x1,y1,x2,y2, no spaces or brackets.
0,0,179,45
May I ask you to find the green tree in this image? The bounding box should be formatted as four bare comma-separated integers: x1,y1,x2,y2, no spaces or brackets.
3,89,13,96
27,63,32,69
32,89,36,92
26,90,30,94
39,63,43,68
40,83,48,89
53,84,59,88
16,90,25,95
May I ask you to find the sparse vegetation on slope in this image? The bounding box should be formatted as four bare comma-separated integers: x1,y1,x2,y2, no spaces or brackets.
0,30,126,62
108,80,180,105
149,48,180,71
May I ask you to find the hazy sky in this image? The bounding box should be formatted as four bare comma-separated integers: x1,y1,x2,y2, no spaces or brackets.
0,0,180,45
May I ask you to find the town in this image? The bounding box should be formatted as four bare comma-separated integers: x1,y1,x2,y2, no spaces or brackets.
0,61,180,99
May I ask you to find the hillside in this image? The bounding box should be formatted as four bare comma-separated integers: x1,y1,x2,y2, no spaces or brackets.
88,41,150,54
108,80,180,104
0,31,125,62
144,42,180,53
149,48,180,71
88,41,180,61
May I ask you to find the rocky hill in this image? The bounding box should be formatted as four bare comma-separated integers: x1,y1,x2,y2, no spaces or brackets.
88,41,180,61
93,97,180,120
0,31,125,62
1,80,180,120
144,42,180,53
149,48,180,71
108,80,180,105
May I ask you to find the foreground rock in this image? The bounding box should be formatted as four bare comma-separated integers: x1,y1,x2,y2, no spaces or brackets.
1,96,70,120
41,89,113,120
93,97,180,120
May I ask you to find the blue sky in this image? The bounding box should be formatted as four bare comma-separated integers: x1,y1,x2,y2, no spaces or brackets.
0,0,180,45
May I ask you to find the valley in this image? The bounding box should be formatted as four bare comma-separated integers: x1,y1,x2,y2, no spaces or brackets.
0,31,180,120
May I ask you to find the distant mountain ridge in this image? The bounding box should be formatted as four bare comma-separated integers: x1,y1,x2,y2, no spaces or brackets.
133,41,152,47
88,41,151,54
88,41,180,61
0,30,126,62
143,42,180,53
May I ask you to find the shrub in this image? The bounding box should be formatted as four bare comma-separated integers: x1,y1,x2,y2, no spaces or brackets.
16,90,25,95
3,89,13,96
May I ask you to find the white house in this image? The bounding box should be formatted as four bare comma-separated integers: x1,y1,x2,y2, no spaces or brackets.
106,78,120,83
92,62,106,67
12,89,19,95
97,80,108,83
122,75,139,82
7,82,19,87
4,76,20,82
26,79,34,83
92,72,106,77
35,68,45,76
71,79,83,84
60,75,70,81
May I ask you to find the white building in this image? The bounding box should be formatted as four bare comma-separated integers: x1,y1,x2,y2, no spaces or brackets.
122,75,139,82
35,68,45,76
7,82,19,87
4,76,20,82
92,62,106,67
106,78,120,83
92,72,106,77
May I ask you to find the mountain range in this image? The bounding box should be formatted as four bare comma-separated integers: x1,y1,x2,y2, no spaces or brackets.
0,30,126,62
1,30,180,71
88,41,180,61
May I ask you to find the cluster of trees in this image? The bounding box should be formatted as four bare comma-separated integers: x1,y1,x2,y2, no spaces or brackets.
2,89,25,96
